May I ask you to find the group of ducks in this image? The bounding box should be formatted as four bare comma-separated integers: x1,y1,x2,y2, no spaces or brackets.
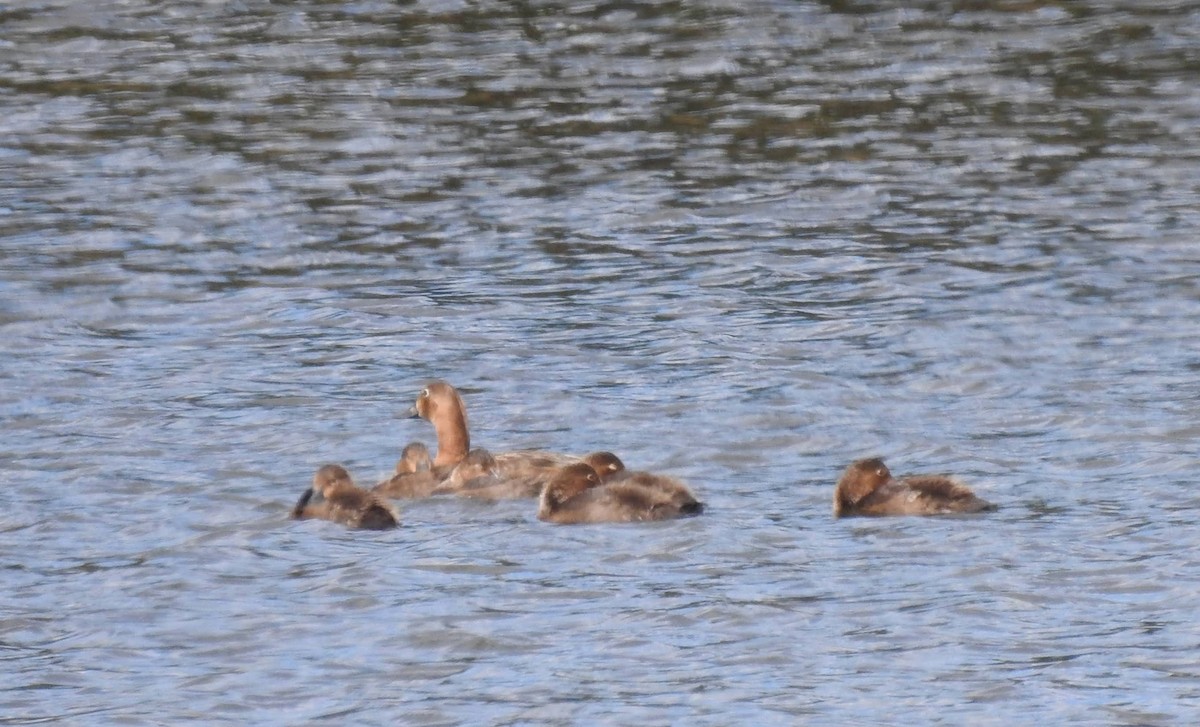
291,380,996,531
291,381,705,529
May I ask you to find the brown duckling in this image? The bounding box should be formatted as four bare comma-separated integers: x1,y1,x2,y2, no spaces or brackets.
395,441,433,475
833,457,996,517
293,464,400,530
373,442,442,498
538,462,705,524
405,380,578,497
429,448,506,497
581,451,626,480
581,451,704,513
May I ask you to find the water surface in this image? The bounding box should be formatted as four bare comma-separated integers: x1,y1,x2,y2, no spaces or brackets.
3,1,1200,724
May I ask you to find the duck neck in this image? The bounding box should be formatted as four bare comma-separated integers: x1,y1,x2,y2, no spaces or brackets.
432,408,469,467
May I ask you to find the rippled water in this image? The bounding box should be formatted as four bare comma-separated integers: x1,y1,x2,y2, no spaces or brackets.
4,1,1200,723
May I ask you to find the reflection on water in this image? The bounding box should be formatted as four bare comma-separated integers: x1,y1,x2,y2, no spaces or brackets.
3,1,1200,724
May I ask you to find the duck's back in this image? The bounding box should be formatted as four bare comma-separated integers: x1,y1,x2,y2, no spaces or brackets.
609,470,704,513
373,470,442,498
542,480,702,524
326,489,400,529
486,450,580,498
902,475,996,513
857,476,994,516
434,472,519,499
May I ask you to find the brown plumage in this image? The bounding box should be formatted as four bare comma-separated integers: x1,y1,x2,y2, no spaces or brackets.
582,451,704,513
373,442,442,498
485,450,580,498
405,380,579,498
405,382,470,468
833,457,996,517
538,462,705,525
293,464,400,530
581,451,625,480
432,448,504,497
395,442,433,474
426,447,580,499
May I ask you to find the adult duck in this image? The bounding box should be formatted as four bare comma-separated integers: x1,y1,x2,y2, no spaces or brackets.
406,380,577,498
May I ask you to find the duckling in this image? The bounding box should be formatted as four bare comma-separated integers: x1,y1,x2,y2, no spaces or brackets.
833,457,996,517
581,451,625,480
538,462,705,524
395,441,433,475
374,442,441,498
581,451,704,513
405,380,578,497
432,448,505,497
293,464,400,530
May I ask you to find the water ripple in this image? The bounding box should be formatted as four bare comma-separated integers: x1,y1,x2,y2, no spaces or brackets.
3,1,1200,724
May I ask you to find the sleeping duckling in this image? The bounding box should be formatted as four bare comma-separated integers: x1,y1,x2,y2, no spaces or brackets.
581,451,704,513
833,457,996,517
538,462,704,524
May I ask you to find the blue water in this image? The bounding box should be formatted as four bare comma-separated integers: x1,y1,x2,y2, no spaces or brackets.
3,1,1200,724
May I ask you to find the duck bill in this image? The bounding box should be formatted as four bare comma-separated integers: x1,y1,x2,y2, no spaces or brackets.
404,405,420,419
291,487,315,518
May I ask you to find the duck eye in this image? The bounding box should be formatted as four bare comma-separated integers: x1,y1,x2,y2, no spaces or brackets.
419,388,429,398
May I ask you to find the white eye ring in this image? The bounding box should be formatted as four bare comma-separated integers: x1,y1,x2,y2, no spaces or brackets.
419,388,429,398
